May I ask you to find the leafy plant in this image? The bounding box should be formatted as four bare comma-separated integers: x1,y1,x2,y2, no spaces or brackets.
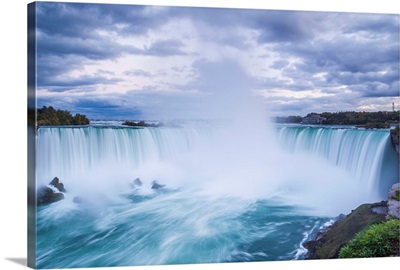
391,190,400,201
339,219,400,258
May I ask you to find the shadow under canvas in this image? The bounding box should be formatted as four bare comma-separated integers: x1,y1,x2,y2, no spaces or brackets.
6,258,27,267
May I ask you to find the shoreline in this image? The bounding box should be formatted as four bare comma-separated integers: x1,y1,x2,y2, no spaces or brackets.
302,182,400,259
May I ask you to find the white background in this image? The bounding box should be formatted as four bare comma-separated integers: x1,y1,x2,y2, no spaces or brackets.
0,1,399,270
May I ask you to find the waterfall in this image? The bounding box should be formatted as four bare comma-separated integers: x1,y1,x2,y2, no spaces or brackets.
37,126,210,188
35,123,399,268
275,126,398,198
36,124,398,214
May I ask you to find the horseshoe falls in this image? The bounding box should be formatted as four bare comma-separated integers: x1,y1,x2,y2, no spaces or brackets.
35,122,399,269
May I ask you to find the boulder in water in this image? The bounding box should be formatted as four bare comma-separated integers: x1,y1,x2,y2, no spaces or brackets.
130,178,143,189
37,177,67,205
49,176,60,186
54,182,66,192
37,185,64,205
133,178,143,186
49,176,66,192
303,202,387,259
151,181,165,190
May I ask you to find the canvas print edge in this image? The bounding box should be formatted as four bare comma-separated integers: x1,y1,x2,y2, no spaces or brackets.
27,2,37,269
26,1,400,269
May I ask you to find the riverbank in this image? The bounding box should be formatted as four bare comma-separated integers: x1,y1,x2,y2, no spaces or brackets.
303,182,400,259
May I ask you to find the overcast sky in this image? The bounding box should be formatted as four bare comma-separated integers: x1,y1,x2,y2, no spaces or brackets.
34,2,399,120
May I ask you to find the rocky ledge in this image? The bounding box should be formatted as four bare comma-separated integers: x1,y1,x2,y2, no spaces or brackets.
37,177,66,205
129,177,166,190
303,202,387,259
390,125,399,154
303,182,400,259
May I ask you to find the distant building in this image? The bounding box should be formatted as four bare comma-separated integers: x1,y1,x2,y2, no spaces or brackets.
302,114,326,125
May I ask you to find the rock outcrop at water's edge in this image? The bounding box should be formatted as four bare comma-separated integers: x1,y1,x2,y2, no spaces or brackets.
49,176,66,192
303,182,400,259
130,178,143,189
151,180,166,190
37,177,66,205
303,202,387,259
390,125,399,154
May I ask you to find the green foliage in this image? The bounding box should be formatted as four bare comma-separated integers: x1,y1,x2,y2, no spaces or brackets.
122,120,146,127
73,113,90,125
392,190,400,201
274,115,303,124
276,111,399,126
37,106,90,126
339,219,400,258
122,120,159,127
356,122,391,129
320,111,399,126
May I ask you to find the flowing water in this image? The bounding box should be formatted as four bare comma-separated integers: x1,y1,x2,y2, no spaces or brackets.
35,122,398,268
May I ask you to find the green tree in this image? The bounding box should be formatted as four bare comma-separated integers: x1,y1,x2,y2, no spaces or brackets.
56,109,73,125
73,113,90,125
36,106,90,126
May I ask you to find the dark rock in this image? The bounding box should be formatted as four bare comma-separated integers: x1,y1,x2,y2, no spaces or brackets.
37,177,67,205
133,178,142,186
55,182,66,192
151,181,165,190
390,125,399,154
130,178,143,189
303,203,387,259
37,185,64,206
48,176,66,192
335,213,346,222
49,177,60,186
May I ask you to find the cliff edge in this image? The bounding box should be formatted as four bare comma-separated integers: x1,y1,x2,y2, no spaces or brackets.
303,182,400,259
390,125,399,154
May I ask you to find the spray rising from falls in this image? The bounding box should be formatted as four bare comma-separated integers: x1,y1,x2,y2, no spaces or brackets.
35,123,399,268
275,126,398,200
37,123,398,215
34,59,399,267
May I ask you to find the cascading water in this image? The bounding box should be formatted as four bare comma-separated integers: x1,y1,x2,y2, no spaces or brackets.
37,125,209,189
275,126,398,199
35,122,399,269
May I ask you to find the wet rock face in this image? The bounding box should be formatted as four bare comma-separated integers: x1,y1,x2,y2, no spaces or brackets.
151,181,165,190
37,177,66,205
304,180,400,260
133,178,143,186
37,185,64,205
49,176,66,192
303,202,387,259
130,178,143,189
390,126,399,154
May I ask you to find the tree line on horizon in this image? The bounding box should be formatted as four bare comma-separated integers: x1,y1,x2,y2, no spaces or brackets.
36,106,90,126
275,110,399,126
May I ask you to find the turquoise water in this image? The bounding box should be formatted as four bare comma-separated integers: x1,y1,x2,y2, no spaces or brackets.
35,123,398,268
36,188,330,268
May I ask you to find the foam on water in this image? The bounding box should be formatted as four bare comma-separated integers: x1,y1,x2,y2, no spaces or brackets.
35,122,398,268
